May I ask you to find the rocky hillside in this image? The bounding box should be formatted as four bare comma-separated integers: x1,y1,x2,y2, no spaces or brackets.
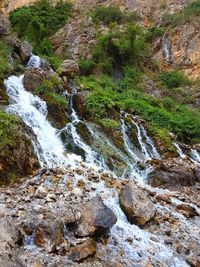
0,0,200,266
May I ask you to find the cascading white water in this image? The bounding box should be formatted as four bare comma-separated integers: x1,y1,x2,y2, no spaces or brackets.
5,75,75,168
173,142,187,159
64,85,108,169
4,54,197,266
121,112,161,161
191,149,200,163
4,56,81,168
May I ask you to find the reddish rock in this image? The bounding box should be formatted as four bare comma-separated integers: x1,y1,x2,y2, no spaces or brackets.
34,221,64,253
68,238,96,262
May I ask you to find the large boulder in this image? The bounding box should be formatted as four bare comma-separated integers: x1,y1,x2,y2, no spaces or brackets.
119,182,156,226
16,41,33,63
149,158,197,188
23,68,55,92
59,60,79,77
4,35,32,63
75,196,117,237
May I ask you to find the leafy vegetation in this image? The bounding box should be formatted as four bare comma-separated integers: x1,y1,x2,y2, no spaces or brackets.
0,111,21,150
10,0,72,68
0,41,11,79
161,0,200,27
160,70,190,89
82,23,151,75
36,76,67,107
92,6,124,25
78,75,200,143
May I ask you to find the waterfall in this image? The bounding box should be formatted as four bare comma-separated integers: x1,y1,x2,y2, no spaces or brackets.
4,54,197,266
63,84,108,169
4,74,80,168
121,112,161,161
191,149,200,163
173,142,187,159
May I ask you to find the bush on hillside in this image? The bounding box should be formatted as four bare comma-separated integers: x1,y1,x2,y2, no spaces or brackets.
10,0,72,68
92,6,124,25
160,70,190,89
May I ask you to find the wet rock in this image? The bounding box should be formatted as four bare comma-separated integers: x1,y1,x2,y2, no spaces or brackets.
60,60,79,77
186,255,200,267
34,221,64,253
17,41,33,63
194,168,200,183
0,218,21,266
119,182,156,226
68,238,96,262
176,204,199,218
74,91,90,119
149,158,197,188
76,196,117,237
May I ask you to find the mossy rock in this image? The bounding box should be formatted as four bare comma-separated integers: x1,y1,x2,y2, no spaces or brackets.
0,111,39,185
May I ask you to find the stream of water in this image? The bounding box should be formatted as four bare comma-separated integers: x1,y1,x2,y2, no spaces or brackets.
4,55,200,266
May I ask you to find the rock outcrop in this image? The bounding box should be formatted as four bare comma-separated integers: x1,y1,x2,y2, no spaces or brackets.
149,158,197,188
119,181,156,226
0,115,39,184
59,60,79,77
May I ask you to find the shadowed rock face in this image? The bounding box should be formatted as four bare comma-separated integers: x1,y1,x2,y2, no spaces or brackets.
76,196,117,237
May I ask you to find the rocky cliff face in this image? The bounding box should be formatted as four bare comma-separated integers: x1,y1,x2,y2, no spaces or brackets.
50,0,200,78
0,0,36,14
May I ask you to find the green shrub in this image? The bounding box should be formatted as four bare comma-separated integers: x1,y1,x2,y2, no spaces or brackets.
160,70,190,89
161,0,200,27
92,6,124,25
36,75,61,95
10,0,72,42
91,24,150,74
44,92,67,108
0,111,21,150
10,0,72,65
78,59,95,76
82,75,200,142
0,41,11,78
86,88,117,119
125,11,141,22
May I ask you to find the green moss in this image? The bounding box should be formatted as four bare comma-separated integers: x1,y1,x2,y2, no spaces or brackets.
0,41,11,79
100,119,120,129
0,111,21,150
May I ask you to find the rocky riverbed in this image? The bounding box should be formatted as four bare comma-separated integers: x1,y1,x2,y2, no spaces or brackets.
0,164,199,267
